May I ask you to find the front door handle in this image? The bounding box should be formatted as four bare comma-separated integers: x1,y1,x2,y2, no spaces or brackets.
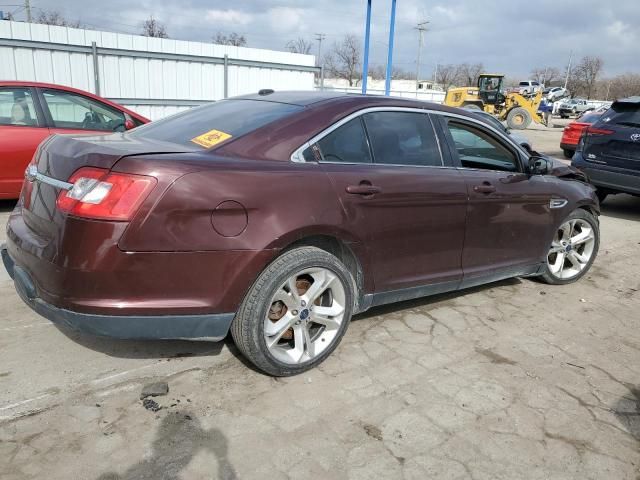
473,182,496,194
346,184,382,196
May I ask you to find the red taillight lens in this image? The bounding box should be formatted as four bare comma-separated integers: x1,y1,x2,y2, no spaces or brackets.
56,167,156,221
585,126,614,136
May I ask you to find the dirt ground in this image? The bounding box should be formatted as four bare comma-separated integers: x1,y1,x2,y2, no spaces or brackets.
1,120,639,480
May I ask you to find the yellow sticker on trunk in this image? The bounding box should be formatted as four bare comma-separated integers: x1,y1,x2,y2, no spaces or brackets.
191,129,232,148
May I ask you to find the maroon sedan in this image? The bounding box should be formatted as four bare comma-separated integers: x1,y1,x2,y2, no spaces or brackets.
2,91,600,376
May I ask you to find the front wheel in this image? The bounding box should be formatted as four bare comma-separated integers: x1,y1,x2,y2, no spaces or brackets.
563,149,574,159
506,107,532,130
538,209,599,285
231,246,356,376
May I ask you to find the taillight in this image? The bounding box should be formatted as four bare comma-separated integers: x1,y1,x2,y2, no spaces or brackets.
56,167,156,221
585,126,614,136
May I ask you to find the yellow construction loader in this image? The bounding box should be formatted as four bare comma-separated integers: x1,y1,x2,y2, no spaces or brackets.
444,74,545,130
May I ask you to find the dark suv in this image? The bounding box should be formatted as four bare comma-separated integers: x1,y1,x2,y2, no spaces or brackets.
572,97,640,202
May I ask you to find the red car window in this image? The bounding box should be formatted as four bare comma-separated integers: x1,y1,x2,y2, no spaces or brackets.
0,88,40,127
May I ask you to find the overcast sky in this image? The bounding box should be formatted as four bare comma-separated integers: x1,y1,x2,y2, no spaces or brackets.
9,0,640,79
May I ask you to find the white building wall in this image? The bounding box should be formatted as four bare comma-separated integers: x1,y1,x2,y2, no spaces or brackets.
0,21,316,119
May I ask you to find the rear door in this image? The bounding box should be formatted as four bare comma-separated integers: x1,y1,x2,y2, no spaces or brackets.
0,87,48,198
584,101,640,172
436,115,554,283
309,109,468,297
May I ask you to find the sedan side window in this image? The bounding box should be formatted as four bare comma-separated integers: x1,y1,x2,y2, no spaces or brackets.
42,89,126,131
363,111,442,166
446,121,520,172
0,88,39,127
315,117,372,164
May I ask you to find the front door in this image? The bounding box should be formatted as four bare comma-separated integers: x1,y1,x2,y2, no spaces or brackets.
438,117,554,284
307,110,468,297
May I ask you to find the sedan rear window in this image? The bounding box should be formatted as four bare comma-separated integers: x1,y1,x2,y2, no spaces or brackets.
129,100,303,149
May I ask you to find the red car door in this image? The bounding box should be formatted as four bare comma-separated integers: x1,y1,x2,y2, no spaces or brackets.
0,87,49,199
38,88,134,138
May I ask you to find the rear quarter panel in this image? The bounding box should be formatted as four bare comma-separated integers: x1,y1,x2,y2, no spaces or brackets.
116,154,362,253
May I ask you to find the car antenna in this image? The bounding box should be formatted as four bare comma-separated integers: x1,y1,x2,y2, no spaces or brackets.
258,89,275,96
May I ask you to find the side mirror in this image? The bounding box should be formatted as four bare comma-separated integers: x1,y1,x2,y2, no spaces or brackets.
528,156,552,175
124,119,136,130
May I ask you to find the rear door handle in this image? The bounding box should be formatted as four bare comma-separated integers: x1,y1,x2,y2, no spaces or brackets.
346,184,382,196
473,182,496,194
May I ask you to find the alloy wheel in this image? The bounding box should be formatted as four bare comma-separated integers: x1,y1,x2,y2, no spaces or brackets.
264,267,346,365
547,219,596,280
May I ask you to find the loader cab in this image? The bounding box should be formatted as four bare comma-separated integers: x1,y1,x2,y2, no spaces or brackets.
478,74,505,106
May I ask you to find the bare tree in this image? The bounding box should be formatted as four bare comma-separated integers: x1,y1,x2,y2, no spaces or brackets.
285,38,312,55
600,73,640,100
369,65,414,81
570,56,604,99
435,64,459,91
324,35,361,87
454,63,484,86
35,10,82,28
530,66,561,86
141,16,168,38
213,32,247,47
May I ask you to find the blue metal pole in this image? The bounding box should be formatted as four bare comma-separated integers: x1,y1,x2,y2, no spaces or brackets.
361,0,372,94
384,0,397,96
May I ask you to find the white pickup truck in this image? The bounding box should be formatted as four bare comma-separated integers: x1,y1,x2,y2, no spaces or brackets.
518,80,544,95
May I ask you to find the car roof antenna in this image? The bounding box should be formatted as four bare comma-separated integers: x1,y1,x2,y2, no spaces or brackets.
258,89,275,96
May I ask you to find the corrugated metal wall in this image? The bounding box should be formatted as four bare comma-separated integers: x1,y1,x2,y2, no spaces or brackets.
0,21,316,119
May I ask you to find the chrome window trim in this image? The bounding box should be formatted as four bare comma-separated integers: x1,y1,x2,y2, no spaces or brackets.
290,106,529,166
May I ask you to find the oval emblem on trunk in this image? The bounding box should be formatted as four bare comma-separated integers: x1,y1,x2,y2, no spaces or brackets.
631,133,640,142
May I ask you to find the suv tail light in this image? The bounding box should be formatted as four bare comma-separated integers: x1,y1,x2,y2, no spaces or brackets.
56,167,156,221
585,126,614,136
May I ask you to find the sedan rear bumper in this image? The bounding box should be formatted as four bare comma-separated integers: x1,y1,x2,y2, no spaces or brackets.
2,245,234,341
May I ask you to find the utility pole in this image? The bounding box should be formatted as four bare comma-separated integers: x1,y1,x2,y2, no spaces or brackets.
315,33,326,86
564,50,573,91
24,0,31,22
414,20,429,96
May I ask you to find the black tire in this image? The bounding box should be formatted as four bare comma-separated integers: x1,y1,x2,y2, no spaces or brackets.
596,190,608,204
506,107,532,130
560,115,568,119
538,209,600,285
231,246,356,376
563,149,574,159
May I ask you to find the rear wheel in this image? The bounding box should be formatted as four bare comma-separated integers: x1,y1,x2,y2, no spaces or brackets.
506,107,532,130
231,246,356,376
538,209,599,285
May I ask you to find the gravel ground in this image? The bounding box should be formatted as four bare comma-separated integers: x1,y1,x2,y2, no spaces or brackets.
1,121,639,480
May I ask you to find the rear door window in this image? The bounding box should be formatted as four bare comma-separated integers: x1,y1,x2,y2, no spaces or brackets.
130,99,303,149
314,118,372,164
0,88,39,127
362,111,442,166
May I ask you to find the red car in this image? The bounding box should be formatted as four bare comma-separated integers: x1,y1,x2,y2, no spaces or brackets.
2,92,600,376
0,81,148,199
560,111,602,158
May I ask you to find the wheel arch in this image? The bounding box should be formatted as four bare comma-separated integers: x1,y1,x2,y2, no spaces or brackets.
278,233,370,312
